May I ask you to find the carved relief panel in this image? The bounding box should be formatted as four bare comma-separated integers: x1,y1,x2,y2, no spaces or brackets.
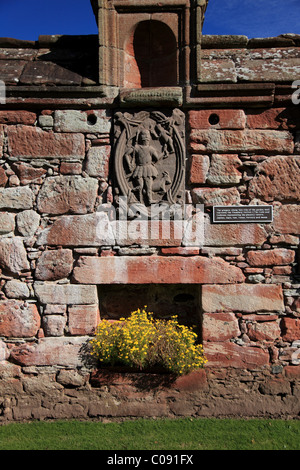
113,109,185,214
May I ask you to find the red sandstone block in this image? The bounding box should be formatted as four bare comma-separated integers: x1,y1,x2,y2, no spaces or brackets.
161,247,200,255
202,312,240,342
73,255,245,285
0,300,40,338
36,175,98,215
246,108,287,129
0,167,8,187
10,337,87,367
272,266,292,275
246,248,295,267
204,342,270,369
60,162,82,175
281,317,300,342
189,109,246,130
272,205,300,235
190,129,294,154
68,304,100,335
0,110,36,125
12,162,47,185
202,284,284,313
35,249,73,281
246,320,281,342
189,154,209,184
171,369,208,392
7,126,85,160
284,365,300,379
191,187,240,207
248,156,300,202
204,216,268,246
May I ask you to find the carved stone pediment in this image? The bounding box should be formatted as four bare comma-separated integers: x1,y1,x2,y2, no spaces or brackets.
113,109,185,214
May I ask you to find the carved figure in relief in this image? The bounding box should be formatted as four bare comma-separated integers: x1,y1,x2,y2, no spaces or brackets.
125,130,160,204
113,109,185,213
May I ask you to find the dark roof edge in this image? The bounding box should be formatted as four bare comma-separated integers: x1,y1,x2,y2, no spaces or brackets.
0,34,299,50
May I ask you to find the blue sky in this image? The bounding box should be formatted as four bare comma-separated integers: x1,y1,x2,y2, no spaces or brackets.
0,0,299,41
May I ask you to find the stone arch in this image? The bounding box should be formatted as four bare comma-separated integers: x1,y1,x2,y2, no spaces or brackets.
124,20,178,88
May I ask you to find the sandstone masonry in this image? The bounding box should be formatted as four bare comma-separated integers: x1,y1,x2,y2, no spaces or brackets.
0,3,300,421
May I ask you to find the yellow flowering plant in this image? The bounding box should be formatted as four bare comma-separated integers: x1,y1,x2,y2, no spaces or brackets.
90,307,207,375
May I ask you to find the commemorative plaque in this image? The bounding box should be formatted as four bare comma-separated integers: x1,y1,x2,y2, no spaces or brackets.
213,205,273,224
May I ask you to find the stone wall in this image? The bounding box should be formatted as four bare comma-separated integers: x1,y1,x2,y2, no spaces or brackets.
0,33,300,421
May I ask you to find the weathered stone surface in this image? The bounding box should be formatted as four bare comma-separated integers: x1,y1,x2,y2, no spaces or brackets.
73,255,245,285
0,167,8,187
204,342,270,369
189,109,246,129
0,300,40,337
189,155,210,184
0,110,36,125
191,187,240,207
42,315,66,337
0,212,15,234
37,175,98,215
4,280,30,299
34,283,98,305
207,154,242,185
44,304,67,315
248,156,300,202
7,126,85,160
247,321,281,342
12,162,47,185
10,337,89,367
0,237,30,273
200,59,237,83
202,284,284,313
54,110,111,133
246,108,290,129
0,59,26,84
16,210,40,237
59,162,82,175
281,317,300,342
236,58,300,82
20,61,82,86
202,312,240,342
246,248,295,266
204,215,268,246
37,212,115,247
0,187,34,210
68,304,100,335
0,340,9,361
35,249,73,281
190,129,294,154
22,375,64,395
84,146,110,178
56,369,88,387
271,205,300,234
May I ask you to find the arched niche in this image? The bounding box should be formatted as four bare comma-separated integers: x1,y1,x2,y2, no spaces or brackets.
124,20,178,89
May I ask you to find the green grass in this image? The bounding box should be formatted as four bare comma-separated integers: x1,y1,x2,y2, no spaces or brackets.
0,418,299,450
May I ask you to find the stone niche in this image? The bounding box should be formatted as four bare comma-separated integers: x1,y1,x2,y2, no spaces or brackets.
90,0,209,89
98,284,202,333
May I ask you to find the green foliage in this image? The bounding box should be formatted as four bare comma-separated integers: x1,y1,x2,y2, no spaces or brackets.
90,307,207,375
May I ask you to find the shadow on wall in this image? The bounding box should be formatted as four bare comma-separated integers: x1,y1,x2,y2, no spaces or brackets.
124,20,178,88
36,35,99,85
